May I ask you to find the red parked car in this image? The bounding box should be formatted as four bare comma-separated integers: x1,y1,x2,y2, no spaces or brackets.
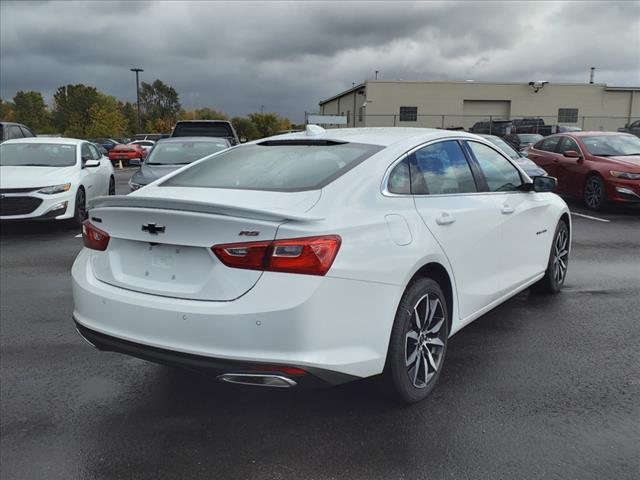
526,132,640,210
108,143,147,166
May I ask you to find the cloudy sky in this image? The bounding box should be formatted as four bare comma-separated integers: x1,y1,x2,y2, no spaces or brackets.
1,0,639,121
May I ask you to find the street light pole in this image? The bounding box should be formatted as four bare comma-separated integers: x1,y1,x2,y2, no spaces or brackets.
130,67,144,131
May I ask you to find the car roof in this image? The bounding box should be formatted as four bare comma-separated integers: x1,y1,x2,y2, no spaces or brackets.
174,120,232,124
264,127,483,148
564,131,633,137
1,137,86,145
156,136,230,144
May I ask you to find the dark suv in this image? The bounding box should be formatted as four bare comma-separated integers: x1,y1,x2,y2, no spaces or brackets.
171,120,239,145
0,122,36,142
469,120,513,136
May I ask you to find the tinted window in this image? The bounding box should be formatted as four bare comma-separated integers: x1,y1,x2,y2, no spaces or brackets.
172,122,234,138
7,126,23,139
88,144,101,160
535,136,561,153
387,158,411,194
409,141,477,195
0,143,77,167
468,141,522,192
146,141,229,165
19,126,35,137
557,137,580,155
162,142,382,192
81,143,92,160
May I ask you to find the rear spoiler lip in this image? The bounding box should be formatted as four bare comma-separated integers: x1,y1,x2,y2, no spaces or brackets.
88,195,324,222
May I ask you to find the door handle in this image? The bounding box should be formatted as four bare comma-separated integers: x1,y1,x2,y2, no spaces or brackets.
435,212,456,225
501,205,515,214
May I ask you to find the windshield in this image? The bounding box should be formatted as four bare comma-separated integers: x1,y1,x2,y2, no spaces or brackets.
145,141,228,165
0,143,77,167
482,136,520,160
162,142,382,191
518,134,543,143
582,135,640,156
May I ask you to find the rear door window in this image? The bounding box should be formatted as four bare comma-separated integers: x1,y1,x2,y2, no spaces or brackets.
7,126,23,139
19,126,35,137
162,141,383,192
409,140,477,195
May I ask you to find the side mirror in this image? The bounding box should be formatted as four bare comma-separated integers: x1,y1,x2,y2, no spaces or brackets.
533,175,557,193
83,159,100,168
563,150,581,159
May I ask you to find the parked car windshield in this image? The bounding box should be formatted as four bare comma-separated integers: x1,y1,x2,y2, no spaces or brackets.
146,141,229,165
0,143,77,167
161,142,382,191
582,135,640,156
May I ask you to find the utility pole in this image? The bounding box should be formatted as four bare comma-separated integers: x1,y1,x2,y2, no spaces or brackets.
130,67,144,130
375,70,379,80
260,104,264,114
589,67,595,84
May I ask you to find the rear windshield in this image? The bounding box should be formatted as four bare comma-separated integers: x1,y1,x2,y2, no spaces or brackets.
172,122,234,138
0,143,77,167
161,142,382,191
146,141,228,165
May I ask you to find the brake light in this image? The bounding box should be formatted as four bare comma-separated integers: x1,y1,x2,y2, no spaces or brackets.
82,220,110,251
212,235,341,276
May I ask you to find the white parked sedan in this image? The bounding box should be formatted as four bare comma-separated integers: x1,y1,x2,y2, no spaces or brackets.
72,126,570,403
0,138,115,225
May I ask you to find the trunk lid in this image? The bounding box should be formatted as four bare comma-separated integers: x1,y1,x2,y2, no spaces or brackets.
87,187,321,301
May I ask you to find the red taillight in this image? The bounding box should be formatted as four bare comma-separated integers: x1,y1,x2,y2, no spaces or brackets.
212,235,341,276
82,220,110,251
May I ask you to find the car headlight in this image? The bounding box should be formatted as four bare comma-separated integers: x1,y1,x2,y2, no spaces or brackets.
129,179,143,191
610,170,640,180
38,183,71,194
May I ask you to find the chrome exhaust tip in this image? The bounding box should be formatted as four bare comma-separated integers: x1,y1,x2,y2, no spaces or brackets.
218,373,297,388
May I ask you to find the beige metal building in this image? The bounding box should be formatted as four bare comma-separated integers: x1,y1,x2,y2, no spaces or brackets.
318,80,640,132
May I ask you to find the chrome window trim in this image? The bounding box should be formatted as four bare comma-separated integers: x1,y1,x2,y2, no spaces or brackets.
381,136,531,198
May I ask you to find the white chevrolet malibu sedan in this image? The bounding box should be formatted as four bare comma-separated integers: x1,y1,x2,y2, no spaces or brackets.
72,127,570,403
0,138,115,225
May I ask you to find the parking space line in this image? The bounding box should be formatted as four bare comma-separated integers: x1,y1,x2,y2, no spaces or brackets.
570,211,611,223
74,233,82,238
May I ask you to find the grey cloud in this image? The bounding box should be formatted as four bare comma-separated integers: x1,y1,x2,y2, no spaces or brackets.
1,0,639,122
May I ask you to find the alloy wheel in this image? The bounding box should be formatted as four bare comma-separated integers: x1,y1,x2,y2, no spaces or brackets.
552,227,569,285
405,294,447,389
584,177,603,209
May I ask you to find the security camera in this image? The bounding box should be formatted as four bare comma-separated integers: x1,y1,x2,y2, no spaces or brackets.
528,80,549,93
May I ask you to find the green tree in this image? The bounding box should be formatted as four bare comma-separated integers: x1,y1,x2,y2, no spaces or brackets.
85,94,125,138
231,116,260,142
12,91,54,133
0,99,14,121
247,112,292,139
52,84,100,136
121,101,139,136
139,79,181,130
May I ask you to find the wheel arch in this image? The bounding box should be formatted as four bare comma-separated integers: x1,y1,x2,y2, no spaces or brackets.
407,262,454,332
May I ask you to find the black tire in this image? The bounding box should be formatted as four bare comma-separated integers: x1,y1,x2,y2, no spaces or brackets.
108,176,116,195
584,174,607,211
72,188,87,227
532,220,569,294
384,278,449,404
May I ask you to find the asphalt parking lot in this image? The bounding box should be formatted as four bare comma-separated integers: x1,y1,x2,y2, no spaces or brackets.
1,169,638,480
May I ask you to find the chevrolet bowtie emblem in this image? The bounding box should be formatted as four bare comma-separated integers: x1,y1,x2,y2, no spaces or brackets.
141,223,165,235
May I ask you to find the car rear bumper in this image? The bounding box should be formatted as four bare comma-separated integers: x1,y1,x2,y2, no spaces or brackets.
74,320,358,387
72,249,402,381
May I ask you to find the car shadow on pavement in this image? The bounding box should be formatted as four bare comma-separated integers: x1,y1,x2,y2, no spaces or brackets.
0,220,80,237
